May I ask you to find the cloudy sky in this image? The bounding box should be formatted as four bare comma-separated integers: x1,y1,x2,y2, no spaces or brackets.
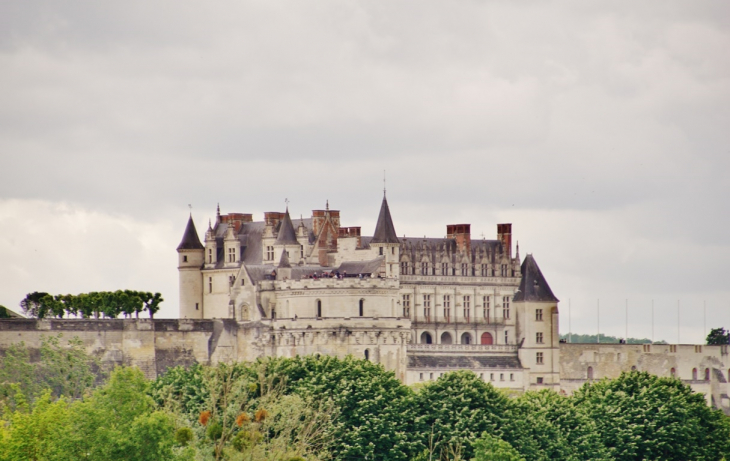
1,1,728,343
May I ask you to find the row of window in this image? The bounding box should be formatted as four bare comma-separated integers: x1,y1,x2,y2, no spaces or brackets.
401,262,514,277
419,372,516,382
420,330,508,345
264,245,305,261
585,366,718,381
407,295,512,322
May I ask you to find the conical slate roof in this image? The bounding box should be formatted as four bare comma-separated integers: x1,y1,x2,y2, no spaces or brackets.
513,254,559,303
278,248,292,268
274,208,299,245
370,196,399,244
177,215,204,250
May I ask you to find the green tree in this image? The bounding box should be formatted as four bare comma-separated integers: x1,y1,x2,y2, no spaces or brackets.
0,305,13,318
572,371,730,460
506,390,610,461
412,371,510,460
19,292,51,318
706,327,730,345
472,432,525,461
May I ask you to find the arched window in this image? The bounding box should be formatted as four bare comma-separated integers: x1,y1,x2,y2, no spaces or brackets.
441,332,453,345
421,332,433,344
359,299,364,317
670,367,676,377
461,332,472,345
481,332,493,345
316,299,322,318
692,368,698,380
705,368,710,381
364,349,370,361
587,366,594,380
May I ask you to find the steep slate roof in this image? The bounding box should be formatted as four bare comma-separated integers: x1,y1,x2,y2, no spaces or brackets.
513,254,559,303
408,354,522,369
370,196,399,244
177,215,204,250
274,209,299,246
278,248,292,268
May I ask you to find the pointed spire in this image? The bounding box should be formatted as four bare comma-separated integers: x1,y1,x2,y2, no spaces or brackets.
275,208,299,245
177,215,204,250
370,196,399,244
278,247,291,268
208,219,212,231
513,254,558,303
516,241,520,261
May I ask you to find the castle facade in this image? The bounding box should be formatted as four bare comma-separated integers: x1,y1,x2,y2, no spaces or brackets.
177,195,561,389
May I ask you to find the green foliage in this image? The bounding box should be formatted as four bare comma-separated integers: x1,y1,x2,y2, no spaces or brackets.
263,355,421,461
0,334,101,405
19,290,164,319
506,390,610,461
0,367,178,461
412,370,510,460
707,327,730,345
0,305,12,318
472,432,525,461
175,426,194,446
573,371,730,460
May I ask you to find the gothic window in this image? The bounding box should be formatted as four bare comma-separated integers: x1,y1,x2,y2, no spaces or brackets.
208,249,212,263
402,294,411,317
443,295,450,321
421,262,429,275
502,296,510,319
501,264,507,277
480,264,488,276
536,332,543,344
483,296,490,322
536,352,544,364
423,294,431,320
400,262,408,274
461,263,468,276
536,309,543,321
440,263,447,275
463,296,470,320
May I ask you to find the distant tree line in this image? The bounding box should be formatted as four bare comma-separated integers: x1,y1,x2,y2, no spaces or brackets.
560,333,666,344
19,290,163,319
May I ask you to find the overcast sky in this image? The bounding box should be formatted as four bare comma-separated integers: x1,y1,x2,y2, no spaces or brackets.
1,1,728,343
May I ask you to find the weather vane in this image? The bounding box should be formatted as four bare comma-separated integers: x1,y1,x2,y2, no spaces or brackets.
285,198,290,209
383,170,387,197
188,204,192,212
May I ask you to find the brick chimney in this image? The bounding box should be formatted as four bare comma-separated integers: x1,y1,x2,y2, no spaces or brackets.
447,224,471,253
497,223,512,258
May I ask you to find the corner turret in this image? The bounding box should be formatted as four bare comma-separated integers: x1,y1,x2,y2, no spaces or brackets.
177,215,204,319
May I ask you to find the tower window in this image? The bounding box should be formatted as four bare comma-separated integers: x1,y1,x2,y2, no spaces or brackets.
266,246,274,261
536,309,543,321
536,352,544,364
208,277,212,293
183,255,188,262
504,330,509,344
536,332,543,344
